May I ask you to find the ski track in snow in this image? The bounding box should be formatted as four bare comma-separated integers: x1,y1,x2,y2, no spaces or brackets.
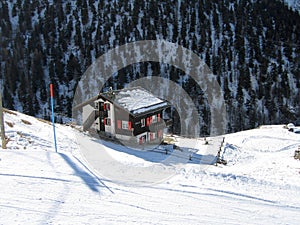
0,110,300,224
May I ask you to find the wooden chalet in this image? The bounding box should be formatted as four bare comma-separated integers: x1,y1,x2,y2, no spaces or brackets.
77,87,171,145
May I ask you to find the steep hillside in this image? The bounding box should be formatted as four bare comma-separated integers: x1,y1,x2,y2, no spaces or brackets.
1,0,300,134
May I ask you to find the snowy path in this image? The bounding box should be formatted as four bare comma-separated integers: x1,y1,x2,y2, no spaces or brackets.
1,149,299,225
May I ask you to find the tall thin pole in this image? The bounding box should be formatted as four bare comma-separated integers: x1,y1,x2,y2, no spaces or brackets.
0,90,6,149
0,27,5,149
50,84,57,153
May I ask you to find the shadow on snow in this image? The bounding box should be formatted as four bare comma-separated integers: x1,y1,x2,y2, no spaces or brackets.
94,138,217,165
59,152,113,193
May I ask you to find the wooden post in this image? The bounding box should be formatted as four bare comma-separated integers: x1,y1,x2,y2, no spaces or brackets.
0,91,6,149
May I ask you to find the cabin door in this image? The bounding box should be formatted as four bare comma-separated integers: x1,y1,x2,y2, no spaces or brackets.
99,102,105,132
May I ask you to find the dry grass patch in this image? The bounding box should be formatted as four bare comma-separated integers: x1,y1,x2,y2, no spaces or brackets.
36,118,52,125
5,121,14,128
21,119,32,125
3,108,17,115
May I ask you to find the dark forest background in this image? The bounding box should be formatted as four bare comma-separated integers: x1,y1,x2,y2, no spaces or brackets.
0,0,300,135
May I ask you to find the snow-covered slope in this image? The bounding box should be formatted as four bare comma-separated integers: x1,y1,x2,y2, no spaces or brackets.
1,110,300,224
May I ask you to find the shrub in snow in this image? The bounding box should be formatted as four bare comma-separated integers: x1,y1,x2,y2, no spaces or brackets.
287,123,295,129
294,150,300,160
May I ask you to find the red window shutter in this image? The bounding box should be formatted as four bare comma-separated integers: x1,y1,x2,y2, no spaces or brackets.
158,114,161,122
117,120,121,129
128,121,132,130
103,103,106,110
158,130,162,138
149,116,152,125
146,117,150,126
104,118,107,125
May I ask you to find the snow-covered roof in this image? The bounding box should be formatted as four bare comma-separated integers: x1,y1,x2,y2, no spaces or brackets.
101,87,169,116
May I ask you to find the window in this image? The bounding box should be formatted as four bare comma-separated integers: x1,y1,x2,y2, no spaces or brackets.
122,121,128,129
139,135,146,145
104,103,110,111
150,132,156,141
152,115,157,123
152,132,156,139
141,118,145,127
122,121,132,130
104,118,111,126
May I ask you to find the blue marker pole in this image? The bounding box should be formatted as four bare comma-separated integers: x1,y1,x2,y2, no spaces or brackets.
50,84,58,153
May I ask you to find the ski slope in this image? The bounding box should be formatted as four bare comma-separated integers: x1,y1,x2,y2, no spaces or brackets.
0,110,300,224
